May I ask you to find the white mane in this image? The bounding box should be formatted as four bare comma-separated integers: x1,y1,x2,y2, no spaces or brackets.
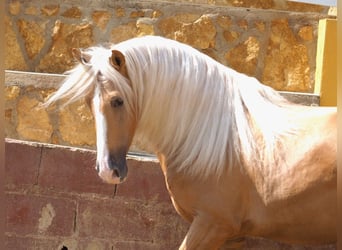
47,36,299,178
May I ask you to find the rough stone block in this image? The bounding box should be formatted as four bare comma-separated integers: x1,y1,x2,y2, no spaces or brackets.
111,22,138,43
254,20,266,32
16,95,53,142
223,30,239,42
152,10,163,18
225,36,260,76
5,16,27,70
227,0,275,9
37,21,93,73
4,104,17,140
41,4,60,16
8,0,21,15
5,108,15,138
92,10,111,30
216,15,232,29
136,19,155,37
17,19,45,59
262,18,311,91
58,100,96,147
62,6,82,19
5,86,20,101
237,19,248,30
159,14,216,49
6,193,76,237
130,10,145,18
298,25,313,41
115,7,126,17
24,6,38,15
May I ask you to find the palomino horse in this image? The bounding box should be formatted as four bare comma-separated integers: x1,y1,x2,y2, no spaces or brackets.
46,36,336,249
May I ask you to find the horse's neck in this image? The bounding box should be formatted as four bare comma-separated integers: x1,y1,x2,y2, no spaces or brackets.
131,52,292,179
135,91,179,153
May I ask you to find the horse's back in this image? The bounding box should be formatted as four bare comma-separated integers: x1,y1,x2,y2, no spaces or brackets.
249,105,337,244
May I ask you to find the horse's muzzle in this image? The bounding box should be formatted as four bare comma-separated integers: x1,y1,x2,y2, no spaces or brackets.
97,154,128,184
108,154,128,181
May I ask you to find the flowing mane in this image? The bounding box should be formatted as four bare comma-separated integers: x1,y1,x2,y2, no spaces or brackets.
46,36,299,178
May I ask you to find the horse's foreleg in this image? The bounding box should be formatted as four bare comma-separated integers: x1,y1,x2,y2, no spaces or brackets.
219,237,246,249
179,216,231,250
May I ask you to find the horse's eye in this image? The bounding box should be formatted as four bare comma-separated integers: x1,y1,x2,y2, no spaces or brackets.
110,97,124,108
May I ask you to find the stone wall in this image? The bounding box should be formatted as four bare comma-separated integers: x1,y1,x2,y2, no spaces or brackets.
5,70,320,150
5,0,334,149
5,0,334,92
5,71,97,148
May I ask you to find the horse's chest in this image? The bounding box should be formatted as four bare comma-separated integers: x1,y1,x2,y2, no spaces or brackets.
164,173,198,222
164,169,247,225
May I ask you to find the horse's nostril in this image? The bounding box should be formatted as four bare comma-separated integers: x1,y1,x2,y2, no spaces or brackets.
113,168,120,178
96,163,100,173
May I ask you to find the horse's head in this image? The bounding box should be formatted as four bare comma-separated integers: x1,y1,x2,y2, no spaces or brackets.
73,48,136,184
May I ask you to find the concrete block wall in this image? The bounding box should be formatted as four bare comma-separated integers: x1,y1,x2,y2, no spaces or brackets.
5,139,188,249
5,139,336,249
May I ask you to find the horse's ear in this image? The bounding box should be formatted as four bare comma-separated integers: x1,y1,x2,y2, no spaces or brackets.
71,48,82,62
71,48,91,64
110,50,126,72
